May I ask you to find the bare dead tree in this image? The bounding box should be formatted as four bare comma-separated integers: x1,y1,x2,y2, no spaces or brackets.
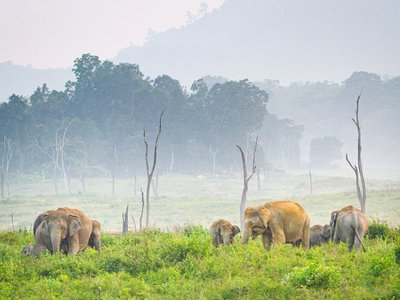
11,213,14,231
256,166,261,191
1,135,13,200
169,149,174,172
237,135,259,229
345,93,367,212
34,120,73,194
139,187,145,231
309,171,313,195
79,174,87,194
209,144,219,177
122,204,129,234
59,119,74,193
143,111,164,228
151,172,159,198
130,214,137,232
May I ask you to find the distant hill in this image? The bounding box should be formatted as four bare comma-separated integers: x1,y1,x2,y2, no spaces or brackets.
0,61,73,101
115,0,400,86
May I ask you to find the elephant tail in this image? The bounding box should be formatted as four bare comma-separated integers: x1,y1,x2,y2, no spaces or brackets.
351,212,366,252
302,216,311,249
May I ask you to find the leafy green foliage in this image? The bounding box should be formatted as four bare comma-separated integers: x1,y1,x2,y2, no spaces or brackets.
1,226,400,299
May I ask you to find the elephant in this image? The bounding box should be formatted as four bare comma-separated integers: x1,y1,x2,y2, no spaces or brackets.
209,219,240,247
330,205,368,252
242,200,310,250
21,244,47,256
88,219,101,251
310,224,332,247
34,207,98,256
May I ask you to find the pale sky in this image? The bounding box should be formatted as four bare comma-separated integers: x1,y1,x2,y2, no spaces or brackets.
0,0,224,68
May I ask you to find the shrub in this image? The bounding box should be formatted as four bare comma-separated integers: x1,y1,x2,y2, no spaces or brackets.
281,263,342,289
395,245,400,265
367,221,390,240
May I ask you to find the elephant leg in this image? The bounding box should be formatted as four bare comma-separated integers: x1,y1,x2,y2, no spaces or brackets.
347,234,355,252
269,222,285,246
262,231,272,250
212,235,219,247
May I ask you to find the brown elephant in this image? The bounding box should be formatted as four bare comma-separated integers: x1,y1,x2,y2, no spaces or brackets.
34,207,98,256
209,219,240,247
242,200,310,250
88,219,101,251
310,224,332,247
330,205,368,252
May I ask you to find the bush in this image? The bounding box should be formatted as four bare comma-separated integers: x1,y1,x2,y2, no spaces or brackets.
281,263,342,289
395,245,400,265
367,221,391,240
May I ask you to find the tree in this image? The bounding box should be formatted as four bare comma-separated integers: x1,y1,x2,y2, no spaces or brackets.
1,135,13,200
143,111,164,228
237,135,259,230
309,136,343,169
346,94,367,213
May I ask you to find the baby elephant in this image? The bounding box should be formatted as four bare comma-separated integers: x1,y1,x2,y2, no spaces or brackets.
22,244,48,256
209,219,240,247
310,224,332,247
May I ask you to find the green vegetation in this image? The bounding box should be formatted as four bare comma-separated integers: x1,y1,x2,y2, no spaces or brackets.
1,227,400,299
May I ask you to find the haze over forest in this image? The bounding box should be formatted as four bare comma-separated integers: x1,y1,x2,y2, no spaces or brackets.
1,0,399,174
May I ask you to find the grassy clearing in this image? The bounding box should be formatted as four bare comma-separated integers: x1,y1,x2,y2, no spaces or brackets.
1,227,399,299
1,173,400,231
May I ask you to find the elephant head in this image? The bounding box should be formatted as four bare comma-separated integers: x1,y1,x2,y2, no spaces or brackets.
242,206,271,244
39,213,82,253
321,224,332,240
220,224,240,245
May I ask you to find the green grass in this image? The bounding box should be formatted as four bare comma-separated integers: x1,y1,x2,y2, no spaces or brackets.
1,227,400,299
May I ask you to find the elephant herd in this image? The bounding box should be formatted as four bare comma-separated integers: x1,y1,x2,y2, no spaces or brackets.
22,200,368,256
210,200,369,252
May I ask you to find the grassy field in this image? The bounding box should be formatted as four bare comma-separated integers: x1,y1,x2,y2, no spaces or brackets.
1,226,400,299
1,171,399,232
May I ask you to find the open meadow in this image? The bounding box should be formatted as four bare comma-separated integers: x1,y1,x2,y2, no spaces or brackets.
1,170,400,232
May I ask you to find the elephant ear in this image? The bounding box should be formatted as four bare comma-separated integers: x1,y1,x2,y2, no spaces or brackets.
232,225,241,236
68,215,82,236
260,207,272,229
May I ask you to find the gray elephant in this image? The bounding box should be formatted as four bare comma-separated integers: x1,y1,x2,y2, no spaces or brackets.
310,224,332,247
209,219,240,247
34,207,99,256
21,244,47,256
330,205,368,252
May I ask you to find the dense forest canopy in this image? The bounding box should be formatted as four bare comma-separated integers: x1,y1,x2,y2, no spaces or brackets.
0,54,307,183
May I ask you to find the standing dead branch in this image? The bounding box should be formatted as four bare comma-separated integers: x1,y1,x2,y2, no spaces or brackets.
143,110,164,228
237,135,259,229
122,204,129,234
345,93,367,213
1,135,13,200
139,187,145,231
209,144,219,177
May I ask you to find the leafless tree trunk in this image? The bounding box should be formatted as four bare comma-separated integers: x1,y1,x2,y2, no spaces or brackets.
256,167,261,191
131,214,137,232
139,187,145,231
11,213,14,231
209,144,219,177
79,174,86,194
59,119,74,193
1,135,13,200
143,111,164,228
309,171,313,195
151,172,159,198
122,204,129,234
237,135,259,230
345,94,367,213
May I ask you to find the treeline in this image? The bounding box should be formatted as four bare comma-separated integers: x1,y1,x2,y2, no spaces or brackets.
0,54,304,190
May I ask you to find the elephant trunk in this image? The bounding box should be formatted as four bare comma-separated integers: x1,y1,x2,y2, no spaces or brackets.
50,230,61,253
242,227,251,244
